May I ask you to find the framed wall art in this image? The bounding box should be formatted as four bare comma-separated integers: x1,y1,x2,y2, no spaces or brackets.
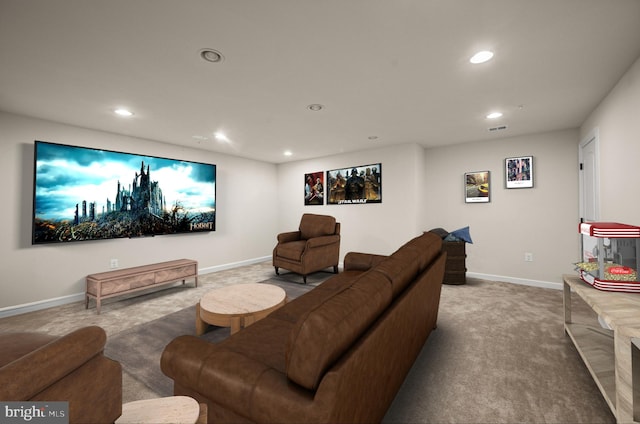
304,171,324,205
505,156,533,188
327,163,382,205
465,171,490,203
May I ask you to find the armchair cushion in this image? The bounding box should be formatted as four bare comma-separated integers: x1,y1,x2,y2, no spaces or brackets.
306,234,340,248
299,214,337,239
276,240,307,261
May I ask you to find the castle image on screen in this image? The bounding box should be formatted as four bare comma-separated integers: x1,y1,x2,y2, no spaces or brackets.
32,141,216,244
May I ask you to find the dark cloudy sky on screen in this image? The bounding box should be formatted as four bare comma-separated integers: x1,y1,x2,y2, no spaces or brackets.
34,142,216,221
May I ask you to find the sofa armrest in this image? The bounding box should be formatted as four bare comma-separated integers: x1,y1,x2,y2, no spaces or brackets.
305,234,340,249
0,326,108,400
277,231,301,243
343,252,388,272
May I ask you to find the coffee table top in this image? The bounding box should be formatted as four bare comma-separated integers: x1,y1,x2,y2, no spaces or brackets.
116,396,200,424
200,283,286,316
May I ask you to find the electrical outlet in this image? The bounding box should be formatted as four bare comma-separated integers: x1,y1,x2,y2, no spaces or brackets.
524,253,533,262
110,259,119,269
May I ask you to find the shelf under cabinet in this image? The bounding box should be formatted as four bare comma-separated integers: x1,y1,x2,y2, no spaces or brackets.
565,321,616,414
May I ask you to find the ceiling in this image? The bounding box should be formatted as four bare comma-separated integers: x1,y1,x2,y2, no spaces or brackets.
2,1,640,164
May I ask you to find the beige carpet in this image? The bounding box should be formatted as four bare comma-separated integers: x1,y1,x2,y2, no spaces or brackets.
103,277,318,397
383,278,614,423
0,262,615,423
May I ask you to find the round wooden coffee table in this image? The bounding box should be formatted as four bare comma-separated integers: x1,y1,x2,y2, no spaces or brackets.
116,396,205,424
196,283,286,335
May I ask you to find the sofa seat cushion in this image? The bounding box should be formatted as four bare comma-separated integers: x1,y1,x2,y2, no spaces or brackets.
299,214,336,240
285,271,393,390
215,316,295,373
275,240,306,261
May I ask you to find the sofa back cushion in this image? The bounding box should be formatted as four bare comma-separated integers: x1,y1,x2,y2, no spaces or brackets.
285,272,392,390
392,232,442,271
372,256,420,297
299,213,337,240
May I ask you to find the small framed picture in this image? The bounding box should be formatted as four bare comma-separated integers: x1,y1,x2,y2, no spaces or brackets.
304,172,324,205
465,171,490,203
505,156,533,188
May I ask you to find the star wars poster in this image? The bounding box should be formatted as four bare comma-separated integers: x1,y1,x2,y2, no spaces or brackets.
304,172,324,205
327,163,382,205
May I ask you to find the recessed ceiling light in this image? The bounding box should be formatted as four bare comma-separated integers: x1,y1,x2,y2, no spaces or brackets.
307,104,324,111
368,136,379,140
284,150,293,156
470,50,494,64
214,132,229,142
486,112,503,119
114,108,134,117
200,48,224,63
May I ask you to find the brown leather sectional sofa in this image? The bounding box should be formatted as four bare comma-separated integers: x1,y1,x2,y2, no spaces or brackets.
161,232,446,423
0,326,122,424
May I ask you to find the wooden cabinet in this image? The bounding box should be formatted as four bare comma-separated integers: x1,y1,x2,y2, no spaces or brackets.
563,274,640,423
86,259,198,314
442,241,466,285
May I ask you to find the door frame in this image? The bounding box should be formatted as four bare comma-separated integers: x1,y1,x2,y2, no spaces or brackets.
578,127,600,222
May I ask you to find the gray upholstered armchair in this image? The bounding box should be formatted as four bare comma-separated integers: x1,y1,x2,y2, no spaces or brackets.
273,213,340,283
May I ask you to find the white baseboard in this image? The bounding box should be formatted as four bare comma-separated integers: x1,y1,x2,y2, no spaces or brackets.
466,272,563,290
0,261,561,319
0,256,273,319
0,293,86,319
198,256,271,274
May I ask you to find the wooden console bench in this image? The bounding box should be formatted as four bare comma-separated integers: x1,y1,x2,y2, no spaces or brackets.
86,259,198,314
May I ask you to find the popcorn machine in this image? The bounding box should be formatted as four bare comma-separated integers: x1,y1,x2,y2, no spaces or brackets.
576,222,640,292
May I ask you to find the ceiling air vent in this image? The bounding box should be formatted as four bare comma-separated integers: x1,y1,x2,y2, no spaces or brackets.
488,125,508,132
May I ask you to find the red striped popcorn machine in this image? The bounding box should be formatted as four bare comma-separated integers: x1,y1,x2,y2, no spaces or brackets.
576,222,640,292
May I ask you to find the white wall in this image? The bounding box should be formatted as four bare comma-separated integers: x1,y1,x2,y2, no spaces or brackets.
422,129,580,286
580,55,640,224
3,53,639,312
276,143,426,259
0,112,278,311
277,130,581,287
